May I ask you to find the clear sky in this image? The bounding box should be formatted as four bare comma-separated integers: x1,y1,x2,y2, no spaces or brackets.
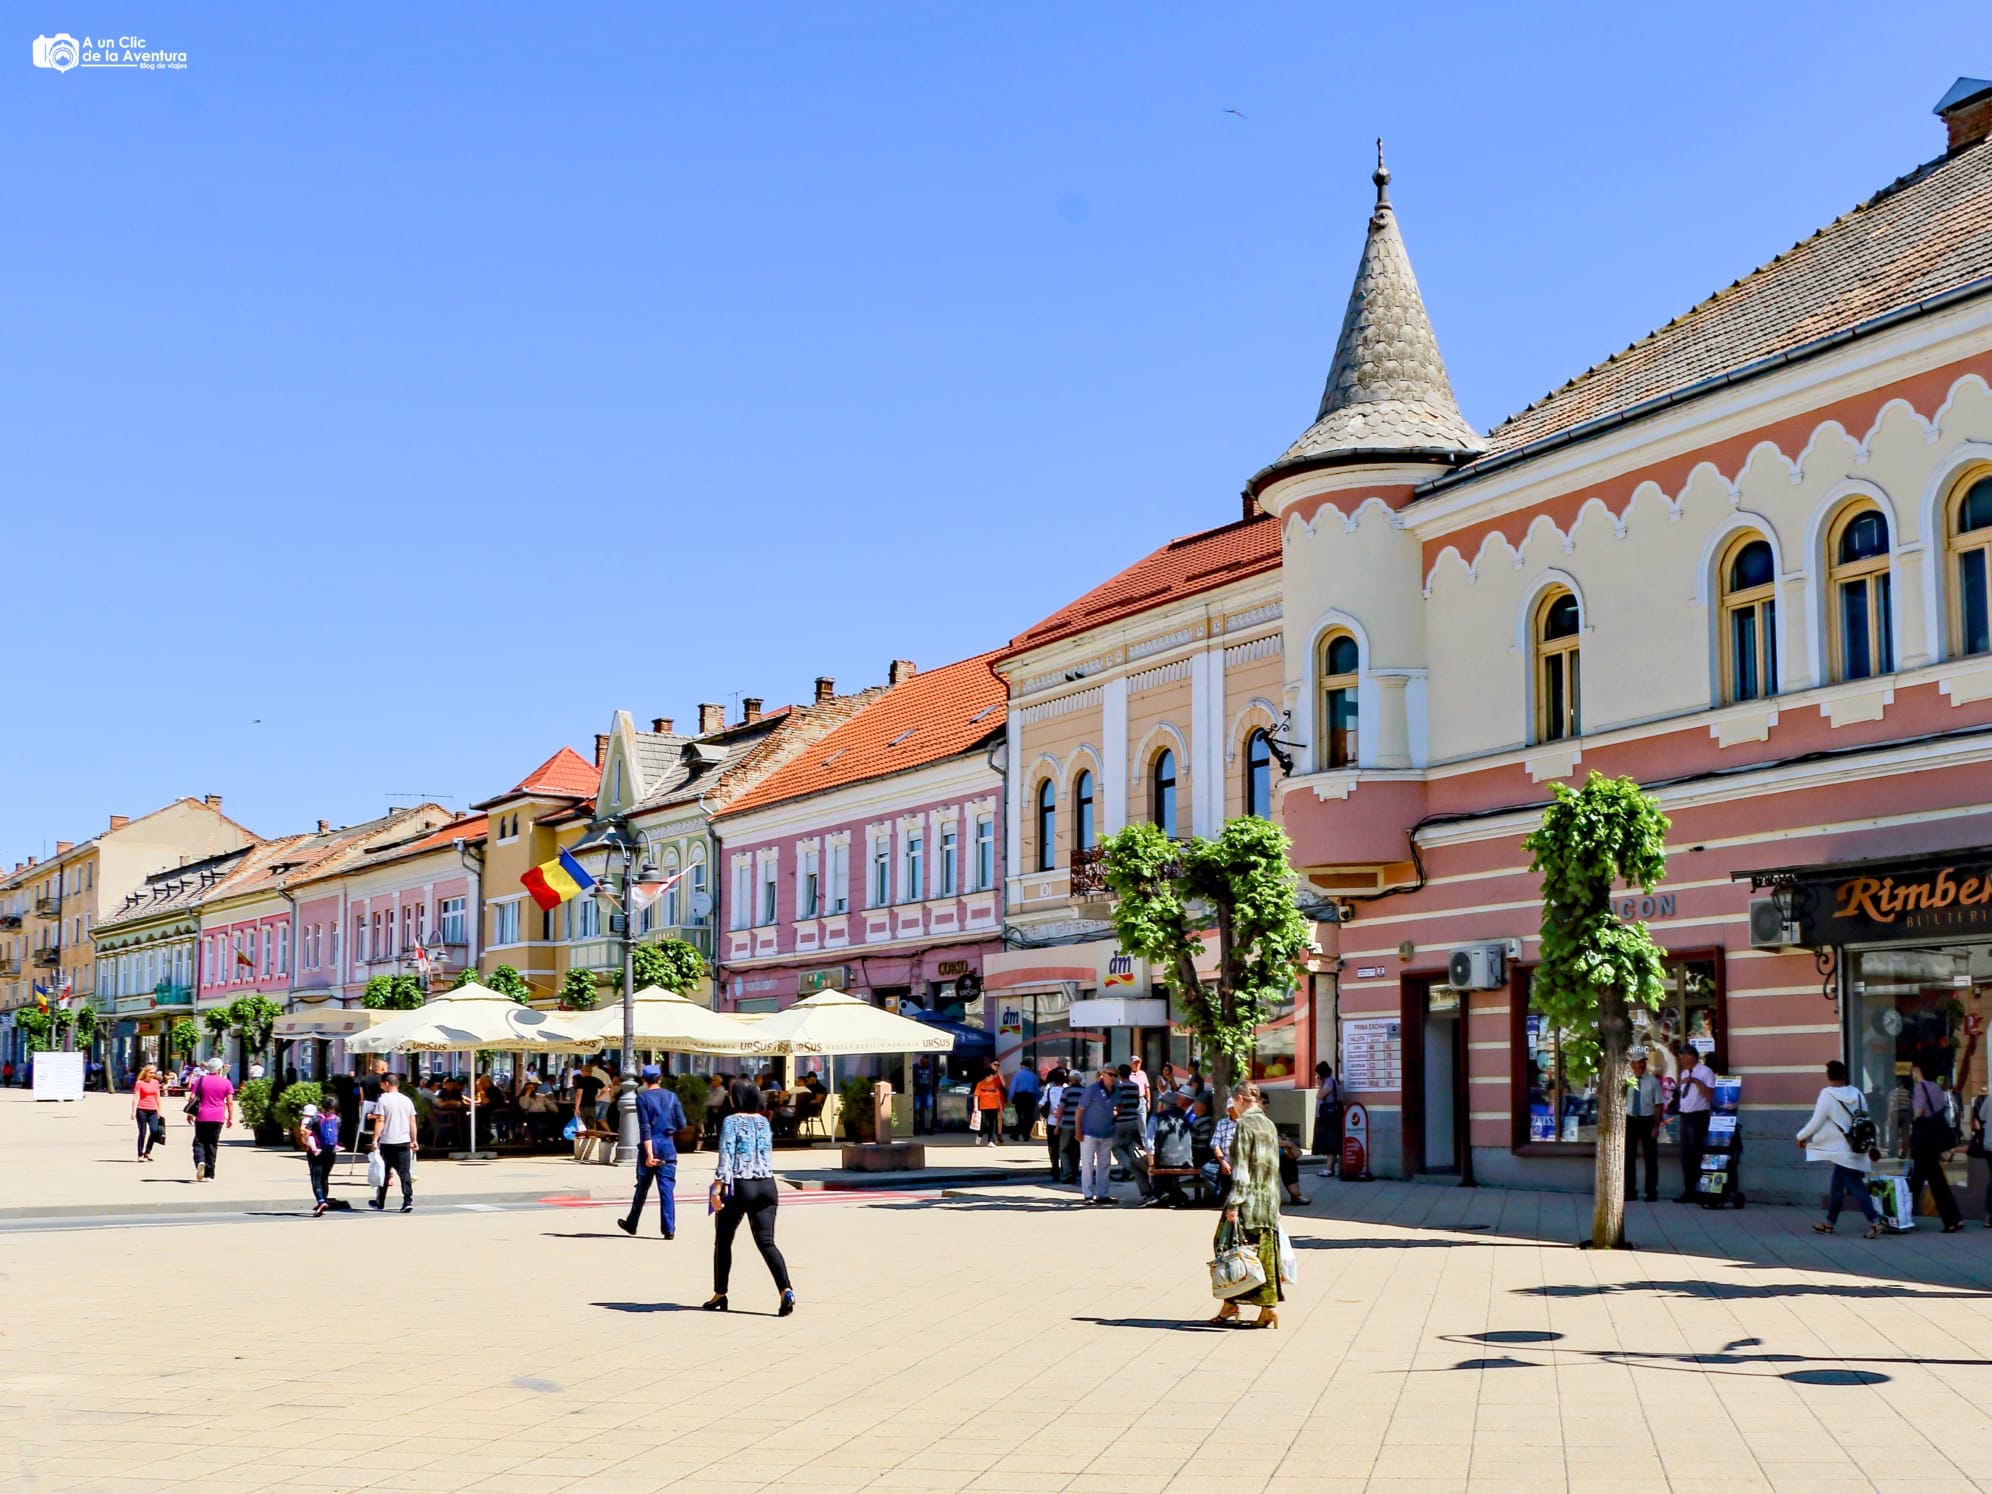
1,3,1980,858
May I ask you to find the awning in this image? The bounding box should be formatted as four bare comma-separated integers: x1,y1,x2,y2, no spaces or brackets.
274,1010,390,1040
1069,996,1170,1029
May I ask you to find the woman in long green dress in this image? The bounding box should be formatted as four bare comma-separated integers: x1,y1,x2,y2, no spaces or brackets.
1211,1081,1283,1329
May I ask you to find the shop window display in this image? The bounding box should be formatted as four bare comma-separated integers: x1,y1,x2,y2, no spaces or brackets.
1521,954,1722,1146
1847,946,1989,1184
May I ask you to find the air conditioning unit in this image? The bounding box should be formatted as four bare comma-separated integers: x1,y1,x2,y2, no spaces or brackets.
1749,896,1801,951
1447,943,1507,990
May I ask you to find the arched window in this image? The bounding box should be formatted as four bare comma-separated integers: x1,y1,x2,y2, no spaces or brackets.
1074,770,1095,852
1829,505,1894,681
1317,633,1359,770
1535,590,1581,743
1720,535,1778,703
1152,749,1178,837
1035,779,1057,872
1244,730,1272,818
1949,474,1992,659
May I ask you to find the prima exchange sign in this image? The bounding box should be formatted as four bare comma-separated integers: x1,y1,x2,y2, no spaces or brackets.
1801,855,1992,944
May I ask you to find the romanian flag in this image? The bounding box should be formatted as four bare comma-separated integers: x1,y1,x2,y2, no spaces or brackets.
235,947,255,970
522,847,595,912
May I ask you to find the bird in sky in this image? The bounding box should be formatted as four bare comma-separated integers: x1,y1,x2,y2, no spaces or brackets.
1222,108,1246,119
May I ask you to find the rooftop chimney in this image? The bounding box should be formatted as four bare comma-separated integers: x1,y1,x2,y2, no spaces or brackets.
317,819,331,834
814,676,836,704
889,659,917,685
698,703,725,734
741,697,764,724
652,717,673,735
204,794,223,811
56,841,72,854
108,814,128,832
594,734,610,768
1937,76,1992,151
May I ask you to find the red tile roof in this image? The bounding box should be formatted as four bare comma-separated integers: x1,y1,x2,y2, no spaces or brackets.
396,815,488,858
1004,513,1281,656
719,654,1007,816
509,747,598,799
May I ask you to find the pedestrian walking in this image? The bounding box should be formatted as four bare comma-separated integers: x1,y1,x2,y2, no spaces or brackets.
1625,1050,1661,1202
302,1102,340,1216
130,1063,164,1162
1054,1069,1083,1183
1971,1091,1992,1227
1908,1062,1965,1233
703,1080,794,1316
619,1065,686,1240
1672,1043,1715,1202
1112,1063,1156,1206
187,1057,235,1181
1040,1067,1068,1179
1075,1066,1117,1204
1313,1062,1343,1178
1006,1060,1041,1142
972,1063,1005,1146
1209,1082,1284,1329
368,1073,418,1213
1797,1060,1882,1238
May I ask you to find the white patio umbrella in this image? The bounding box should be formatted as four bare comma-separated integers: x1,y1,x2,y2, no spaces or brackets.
557,986,755,1055
734,989,957,1140
344,983,593,1155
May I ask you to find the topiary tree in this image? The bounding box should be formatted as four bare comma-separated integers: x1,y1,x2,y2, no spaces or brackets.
227,994,285,1080
450,966,479,990
169,1017,200,1061
16,1005,56,1054
362,975,425,1010
559,968,600,1010
274,1080,323,1134
486,964,531,1004
236,1077,276,1129
609,937,710,996
1522,771,1671,1251
70,1001,99,1051
1098,816,1311,1104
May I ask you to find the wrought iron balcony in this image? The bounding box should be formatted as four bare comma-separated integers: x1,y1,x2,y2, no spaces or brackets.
0,955,15,975
32,946,60,968
1070,846,1111,897
34,896,60,919
0,912,21,931
153,982,194,1008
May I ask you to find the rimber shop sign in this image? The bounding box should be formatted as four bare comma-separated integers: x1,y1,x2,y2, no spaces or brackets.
1802,856,1992,943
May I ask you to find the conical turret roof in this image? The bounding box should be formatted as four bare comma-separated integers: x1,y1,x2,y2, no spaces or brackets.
1256,147,1483,486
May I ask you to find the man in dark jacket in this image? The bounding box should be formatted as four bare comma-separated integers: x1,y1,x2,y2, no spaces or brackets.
1111,1063,1155,1205
619,1065,686,1239
1151,1090,1197,1207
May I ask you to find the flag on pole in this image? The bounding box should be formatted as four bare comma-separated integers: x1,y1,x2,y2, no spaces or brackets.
410,935,433,980
629,869,685,914
32,981,49,1007
235,947,255,971
521,847,596,912
57,976,73,1001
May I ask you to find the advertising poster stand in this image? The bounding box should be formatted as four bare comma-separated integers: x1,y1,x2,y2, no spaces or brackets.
1696,1074,1744,1209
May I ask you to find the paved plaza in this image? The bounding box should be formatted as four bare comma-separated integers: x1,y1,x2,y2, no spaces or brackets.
8,1094,1992,1492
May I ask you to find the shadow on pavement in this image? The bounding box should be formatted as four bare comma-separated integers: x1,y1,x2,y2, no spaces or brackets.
1515,1277,1992,1300
1072,1316,1231,1332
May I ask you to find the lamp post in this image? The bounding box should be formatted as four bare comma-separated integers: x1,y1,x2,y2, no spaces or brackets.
604,829,659,1166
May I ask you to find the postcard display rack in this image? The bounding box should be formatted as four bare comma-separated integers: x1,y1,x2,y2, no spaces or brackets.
1696,1075,1745,1209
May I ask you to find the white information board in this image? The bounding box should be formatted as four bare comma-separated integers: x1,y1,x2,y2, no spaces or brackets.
1340,1017,1402,1093
33,1050,84,1101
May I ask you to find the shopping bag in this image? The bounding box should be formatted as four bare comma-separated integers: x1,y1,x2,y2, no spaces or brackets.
1208,1225,1268,1300
1867,1171,1913,1232
1277,1225,1298,1286
366,1149,386,1190
561,1117,580,1141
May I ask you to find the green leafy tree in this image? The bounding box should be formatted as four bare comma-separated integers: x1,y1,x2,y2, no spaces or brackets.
274,1080,323,1133
450,966,479,990
559,968,600,1010
486,964,531,1004
1522,772,1671,1250
169,1017,200,1061
1098,817,1311,1102
16,1005,56,1053
236,1077,276,1129
362,975,425,1010
70,1001,99,1052
226,995,285,1080
609,937,710,996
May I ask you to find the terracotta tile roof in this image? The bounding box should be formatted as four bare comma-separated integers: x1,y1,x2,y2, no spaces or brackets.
1478,136,1992,461
719,655,1007,817
476,746,598,808
1004,514,1281,656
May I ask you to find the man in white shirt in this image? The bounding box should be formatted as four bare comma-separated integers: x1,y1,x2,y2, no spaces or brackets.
1673,1043,1716,1203
369,1073,420,1213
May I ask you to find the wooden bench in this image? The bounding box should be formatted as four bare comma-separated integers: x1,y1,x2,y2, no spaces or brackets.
573,1127,620,1165
1148,1165,1211,1206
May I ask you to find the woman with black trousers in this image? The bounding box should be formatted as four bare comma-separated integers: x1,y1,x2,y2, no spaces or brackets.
704,1080,795,1316
1908,1062,1965,1233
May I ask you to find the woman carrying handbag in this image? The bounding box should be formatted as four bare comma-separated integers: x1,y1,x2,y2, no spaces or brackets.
703,1080,795,1317
1207,1082,1285,1329
1908,1062,1964,1233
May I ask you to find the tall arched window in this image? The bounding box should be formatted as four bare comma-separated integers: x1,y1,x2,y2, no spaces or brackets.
1035,779,1057,872
1244,730,1272,818
1949,473,1992,659
1152,749,1178,837
1074,770,1095,852
1535,590,1581,743
1720,535,1778,703
1829,505,1894,681
1317,633,1359,770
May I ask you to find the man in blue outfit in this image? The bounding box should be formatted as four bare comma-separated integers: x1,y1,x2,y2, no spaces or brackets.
618,1065,686,1239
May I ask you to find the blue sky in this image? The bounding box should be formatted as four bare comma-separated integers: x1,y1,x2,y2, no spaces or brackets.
0,3,1979,857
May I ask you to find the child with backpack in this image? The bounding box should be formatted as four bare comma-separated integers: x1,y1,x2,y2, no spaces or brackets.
1796,1060,1883,1239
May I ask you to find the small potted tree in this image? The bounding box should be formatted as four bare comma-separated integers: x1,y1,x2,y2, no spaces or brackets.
237,1077,282,1145
838,1077,877,1144
670,1073,707,1153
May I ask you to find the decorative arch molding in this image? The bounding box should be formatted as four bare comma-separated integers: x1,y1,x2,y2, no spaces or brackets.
1804,477,1905,685
1224,697,1280,767
1060,743,1104,798
1512,568,1587,655
1919,437,1992,663
1128,722,1189,789
1692,510,1788,608
1023,752,1064,798
1282,493,1407,543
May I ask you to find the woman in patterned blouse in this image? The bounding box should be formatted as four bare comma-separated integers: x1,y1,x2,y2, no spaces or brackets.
1210,1081,1283,1329
704,1079,795,1316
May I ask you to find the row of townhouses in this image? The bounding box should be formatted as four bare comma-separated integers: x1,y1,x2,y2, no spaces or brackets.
5,80,1990,1201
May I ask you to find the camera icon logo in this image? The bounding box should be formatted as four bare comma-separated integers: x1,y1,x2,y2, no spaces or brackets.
32,33,80,72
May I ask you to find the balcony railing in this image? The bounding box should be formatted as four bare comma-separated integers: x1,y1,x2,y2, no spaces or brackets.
154,983,194,1008
1070,846,1111,897
32,946,60,969
570,924,713,973
0,912,21,931
34,896,60,919
0,955,15,975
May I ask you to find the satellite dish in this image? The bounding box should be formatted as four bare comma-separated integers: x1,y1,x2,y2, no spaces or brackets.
689,891,712,920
